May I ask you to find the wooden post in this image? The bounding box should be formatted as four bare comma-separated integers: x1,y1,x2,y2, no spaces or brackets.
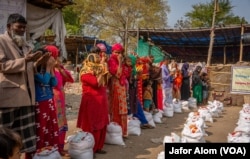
76,46,78,66
223,46,226,64
239,25,244,62
136,27,139,54
124,17,129,55
207,0,218,66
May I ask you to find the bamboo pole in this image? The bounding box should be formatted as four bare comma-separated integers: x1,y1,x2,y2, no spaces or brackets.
124,17,129,55
223,46,226,64
136,27,139,55
207,0,218,66
239,25,244,61
76,47,78,66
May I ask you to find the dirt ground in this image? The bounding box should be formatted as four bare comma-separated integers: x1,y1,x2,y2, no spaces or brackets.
62,83,243,159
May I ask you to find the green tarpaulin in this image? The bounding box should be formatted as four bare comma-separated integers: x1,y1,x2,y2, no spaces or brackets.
136,39,164,63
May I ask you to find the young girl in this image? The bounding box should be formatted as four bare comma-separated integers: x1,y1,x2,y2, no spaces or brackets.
0,127,22,159
143,80,153,112
26,53,60,159
201,72,209,105
53,58,74,155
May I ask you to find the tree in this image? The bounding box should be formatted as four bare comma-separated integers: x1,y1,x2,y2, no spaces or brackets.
174,17,191,28
184,0,248,28
63,0,170,53
62,6,82,35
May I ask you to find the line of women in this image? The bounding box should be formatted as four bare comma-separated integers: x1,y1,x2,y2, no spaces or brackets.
76,42,208,156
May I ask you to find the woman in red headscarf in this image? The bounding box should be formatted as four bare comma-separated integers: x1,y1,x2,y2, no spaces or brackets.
108,43,128,138
46,45,74,156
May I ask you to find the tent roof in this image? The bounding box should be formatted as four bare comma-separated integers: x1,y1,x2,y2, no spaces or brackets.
44,35,111,54
27,0,74,9
127,24,250,63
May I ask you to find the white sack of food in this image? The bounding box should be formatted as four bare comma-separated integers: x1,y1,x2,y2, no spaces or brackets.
198,107,213,123
163,132,181,145
173,98,182,113
153,111,163,124
33,146,62,159
105,122,125,145
188,97,197,109
67,131,95,159
144,111,156,127
127,117,141,136
157,151,165,159
163,104,174,117
181,124,205,143
227,131,250,143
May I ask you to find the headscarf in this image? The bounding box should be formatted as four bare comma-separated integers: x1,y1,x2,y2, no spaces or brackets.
128,54,137,76
192,65,202,86
45,45,59,59
79,53,104,77
181,62,189,77
96,43,107,52
111,43,124,52
194,65,202,73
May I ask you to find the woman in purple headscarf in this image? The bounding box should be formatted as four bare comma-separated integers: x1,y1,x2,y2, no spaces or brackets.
180,62,191,100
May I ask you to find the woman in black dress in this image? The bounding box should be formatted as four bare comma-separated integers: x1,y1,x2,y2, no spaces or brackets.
181,62,191,100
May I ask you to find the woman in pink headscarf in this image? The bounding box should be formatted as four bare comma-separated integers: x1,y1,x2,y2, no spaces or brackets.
108,43,128,138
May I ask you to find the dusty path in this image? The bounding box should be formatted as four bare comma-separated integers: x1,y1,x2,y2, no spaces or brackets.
64,86,242,159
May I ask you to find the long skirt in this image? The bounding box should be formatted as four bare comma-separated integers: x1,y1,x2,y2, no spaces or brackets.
35,99,59,150
193,83,203,104
109,78,128,137
162,87,173,107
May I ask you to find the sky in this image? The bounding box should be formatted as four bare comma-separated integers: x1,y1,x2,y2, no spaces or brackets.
167,0,250,27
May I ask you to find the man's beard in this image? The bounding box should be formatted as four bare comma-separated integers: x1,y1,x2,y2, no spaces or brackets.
11,31,25,47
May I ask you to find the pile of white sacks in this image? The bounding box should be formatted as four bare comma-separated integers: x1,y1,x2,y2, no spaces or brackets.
157,100,224,159
227,103,250,143
104,98,187,146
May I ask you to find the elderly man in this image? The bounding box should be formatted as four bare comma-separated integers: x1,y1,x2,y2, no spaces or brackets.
0,13,49,154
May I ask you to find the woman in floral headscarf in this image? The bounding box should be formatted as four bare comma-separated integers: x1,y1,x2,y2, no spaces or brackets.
108,43,128,138
77,53,109,154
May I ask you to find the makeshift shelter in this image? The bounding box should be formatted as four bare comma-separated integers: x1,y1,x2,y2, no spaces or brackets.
0,0,73,58
128,25,250,64
44,35,111,64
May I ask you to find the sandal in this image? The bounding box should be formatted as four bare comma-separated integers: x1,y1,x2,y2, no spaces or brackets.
60,150,70,157
141,124,154,129
96,149,107,154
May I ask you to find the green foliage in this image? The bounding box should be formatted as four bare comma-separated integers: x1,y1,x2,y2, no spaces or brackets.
65,24,81,35
184,0,248,28
174,17,191,28
62,0,170,52
62,5,81,35
44,29,54,36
